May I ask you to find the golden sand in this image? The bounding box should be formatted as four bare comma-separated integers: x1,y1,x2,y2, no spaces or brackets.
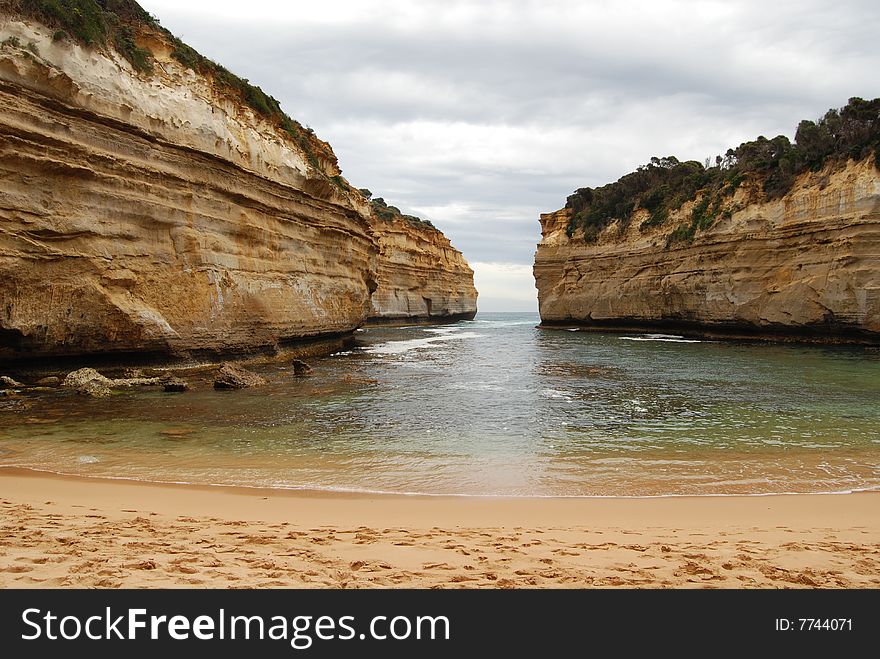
1,469,877,588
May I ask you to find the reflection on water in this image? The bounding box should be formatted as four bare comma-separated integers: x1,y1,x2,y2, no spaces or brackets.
1,312,879,496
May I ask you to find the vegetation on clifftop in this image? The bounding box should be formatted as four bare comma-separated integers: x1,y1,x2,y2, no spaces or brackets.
18,0,155,71
12,0,340,185
359,190,436,231
565,97,880,245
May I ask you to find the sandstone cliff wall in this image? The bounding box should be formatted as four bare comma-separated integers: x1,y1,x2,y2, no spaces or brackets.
368,216,477,323
0,17,380,360
534,158,880,341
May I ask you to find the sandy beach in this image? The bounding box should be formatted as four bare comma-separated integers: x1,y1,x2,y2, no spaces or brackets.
0,468,877,588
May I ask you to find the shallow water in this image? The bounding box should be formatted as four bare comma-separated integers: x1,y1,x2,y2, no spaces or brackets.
1,312,879,496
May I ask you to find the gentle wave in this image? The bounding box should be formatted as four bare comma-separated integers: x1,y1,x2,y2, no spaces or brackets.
620,333,703,343
4,466,878,500
366,330,484,355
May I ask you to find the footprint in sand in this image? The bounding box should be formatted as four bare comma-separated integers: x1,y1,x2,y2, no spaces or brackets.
1,565,34,573
175,565,199,575
676,561,715,577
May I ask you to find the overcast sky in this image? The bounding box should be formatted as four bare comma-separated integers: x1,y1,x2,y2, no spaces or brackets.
139,0,879,311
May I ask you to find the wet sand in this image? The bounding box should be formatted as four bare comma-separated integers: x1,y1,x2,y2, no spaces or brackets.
0,468,878,588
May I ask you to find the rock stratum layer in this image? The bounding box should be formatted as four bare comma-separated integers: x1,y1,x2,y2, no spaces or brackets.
368,214,477,323
0,12,476,361
534,158,880,341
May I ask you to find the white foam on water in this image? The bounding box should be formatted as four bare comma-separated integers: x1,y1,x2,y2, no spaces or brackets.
6,466,879,500
620,333,703,343
77,455,100,464
424,326,461,334
541,388,573,401
366,330,484,355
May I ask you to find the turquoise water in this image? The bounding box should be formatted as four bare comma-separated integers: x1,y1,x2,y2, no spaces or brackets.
1,312,879,496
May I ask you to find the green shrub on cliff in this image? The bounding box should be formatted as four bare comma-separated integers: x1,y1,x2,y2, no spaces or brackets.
168,39,200,70
113,24,151,72
564,156,712,239
20,0,107,45
370,198,436,230
18,0,155,70
665,193,724,247
566,97,880,245
14,0,341,186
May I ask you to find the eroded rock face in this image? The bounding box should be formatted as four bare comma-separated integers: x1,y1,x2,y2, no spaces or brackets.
368,216,478,323
0,18,377,361
291,359,312,376
62,367,164,396
213,363,265,389
534,159,880,341
163,377,189,393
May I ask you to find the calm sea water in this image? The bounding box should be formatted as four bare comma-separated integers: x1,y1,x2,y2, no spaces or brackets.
1,312,879,496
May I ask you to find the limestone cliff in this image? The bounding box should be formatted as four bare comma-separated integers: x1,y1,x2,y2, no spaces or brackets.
535,158,880,341
0,5,480,362
0,8,372,362
366,200,477,323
